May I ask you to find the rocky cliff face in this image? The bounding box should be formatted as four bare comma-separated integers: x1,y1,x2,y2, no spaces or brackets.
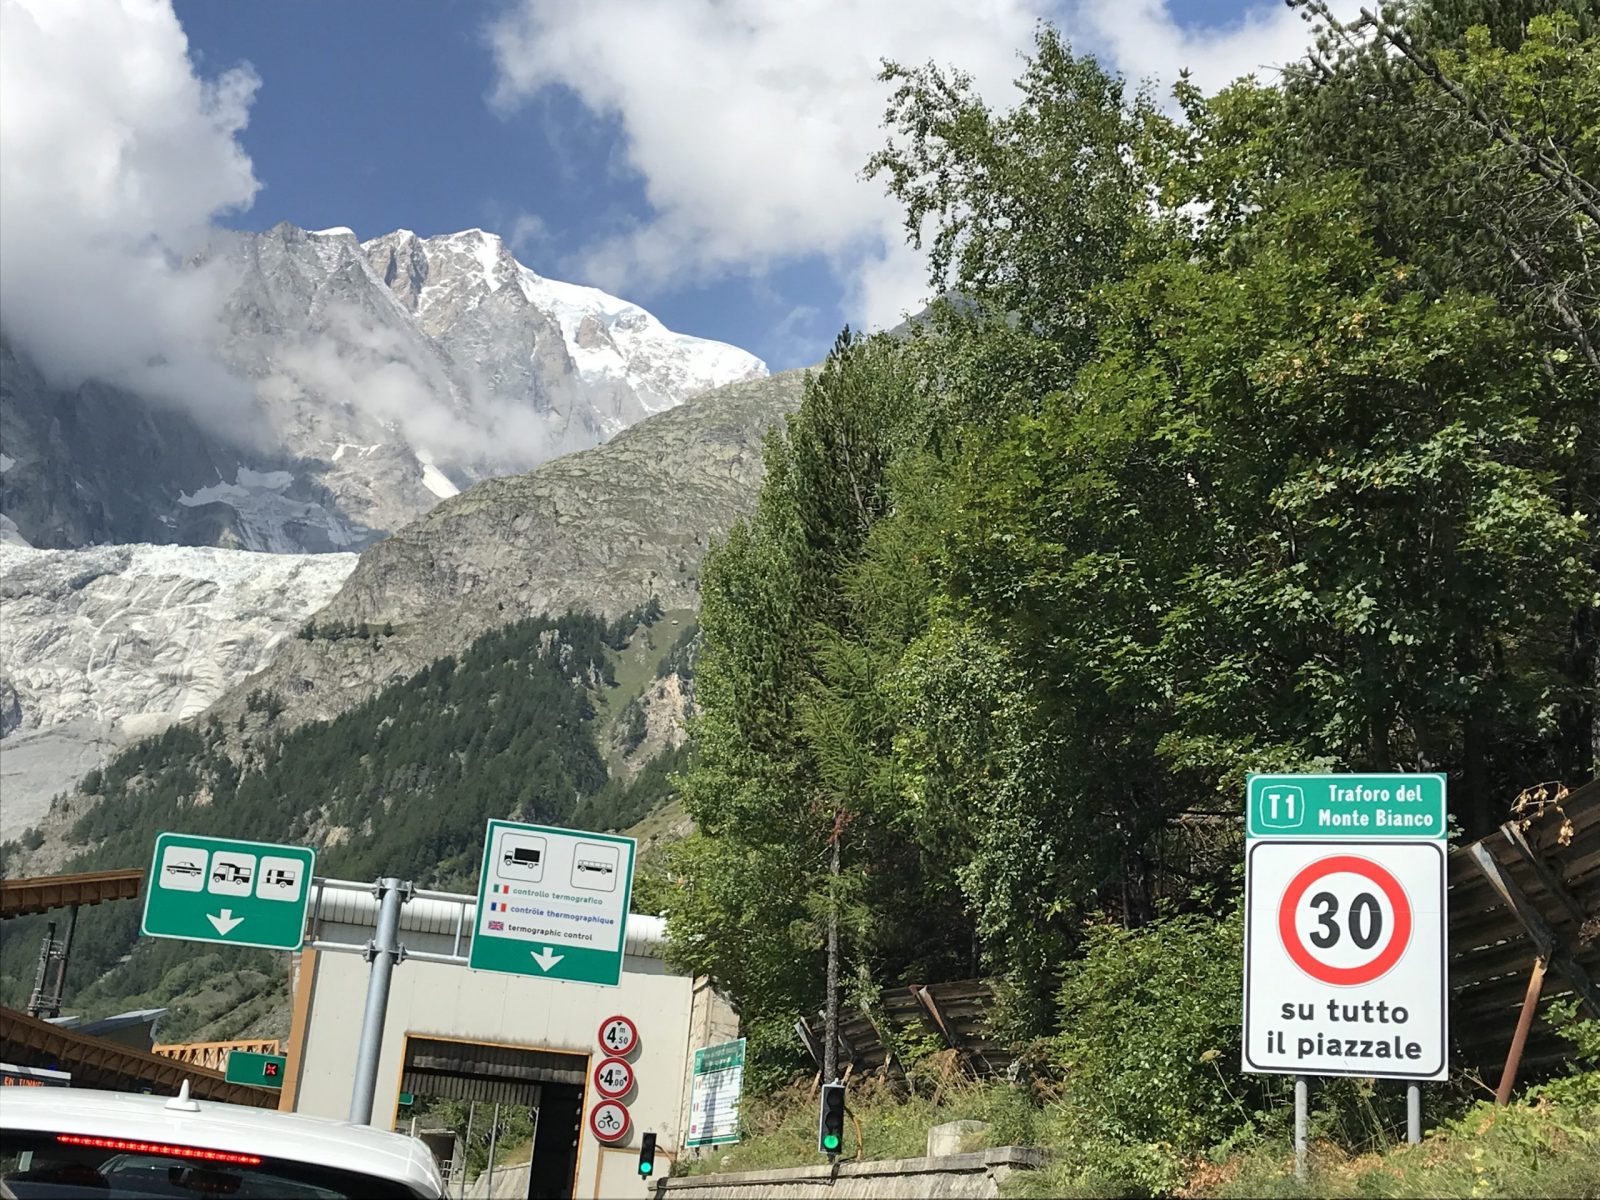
0,544,356,837
209,369,806,734
1,223,766,553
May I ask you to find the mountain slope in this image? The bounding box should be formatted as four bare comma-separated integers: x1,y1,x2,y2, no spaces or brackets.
1,224,766,552
208,368,806,734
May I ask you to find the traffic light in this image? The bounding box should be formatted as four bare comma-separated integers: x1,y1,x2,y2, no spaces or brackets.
818,1082,846,1156
637,1132,658,1178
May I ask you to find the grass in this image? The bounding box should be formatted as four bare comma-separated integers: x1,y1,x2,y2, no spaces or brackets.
1193,1078,1600,1200
669,1067,1600,1199
674,1058,1045,1178
596,608,695,743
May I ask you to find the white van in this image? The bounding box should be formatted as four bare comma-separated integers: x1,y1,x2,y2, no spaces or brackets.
0,1083,444,1198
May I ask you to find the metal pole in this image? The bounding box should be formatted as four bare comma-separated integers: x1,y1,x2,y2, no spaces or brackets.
460,1101,475,1200
1294,1075,1309,1183
50,904,80,1016
1496,956,1547,1105
26,921,55,1018
486,1103,500,1199
348,877,408,1124
1406,1084,1422,1145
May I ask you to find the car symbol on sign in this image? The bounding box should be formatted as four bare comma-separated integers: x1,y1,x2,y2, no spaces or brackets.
164,862,202,877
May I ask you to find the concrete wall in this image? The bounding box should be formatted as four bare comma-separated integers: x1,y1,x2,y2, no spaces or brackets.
653,1148,1047,1200
290,947,699,1199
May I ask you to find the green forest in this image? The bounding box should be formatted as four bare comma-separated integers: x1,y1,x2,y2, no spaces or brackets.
656,0,1599,1189
0,604,681,1019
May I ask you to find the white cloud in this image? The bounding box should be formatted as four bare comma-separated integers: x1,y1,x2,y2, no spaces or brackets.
1075,0,1363,96
506,211,551,257
0,0,259,422
487,0,1357,338
488,0,1042,331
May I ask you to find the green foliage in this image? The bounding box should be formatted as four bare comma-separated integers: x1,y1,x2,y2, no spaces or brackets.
1206,1078,1600,1199
421,1100,535,1183
1050,911,1265,1152
671,2,1599,1146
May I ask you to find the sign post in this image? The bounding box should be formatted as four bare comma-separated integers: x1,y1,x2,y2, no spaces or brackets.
1243,774,1448,1170
469,820,636,987
142,833,315,951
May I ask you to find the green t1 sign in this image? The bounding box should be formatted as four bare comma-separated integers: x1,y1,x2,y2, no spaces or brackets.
1247,774,1446,839
224,1050,287,1089
142,833,316,951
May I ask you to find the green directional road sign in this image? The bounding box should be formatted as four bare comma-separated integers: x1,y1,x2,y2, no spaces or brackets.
142,833,315,952
1247,774,1446,840
469,819,636,987
224,1050,286,1089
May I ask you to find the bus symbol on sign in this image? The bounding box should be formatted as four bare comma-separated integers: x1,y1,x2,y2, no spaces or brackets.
1257,785,1305,831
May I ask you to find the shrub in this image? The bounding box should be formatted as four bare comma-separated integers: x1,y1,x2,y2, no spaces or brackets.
1050,909,1270,1153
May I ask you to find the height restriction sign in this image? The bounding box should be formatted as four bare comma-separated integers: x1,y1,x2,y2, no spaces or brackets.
1243,775,1448,1081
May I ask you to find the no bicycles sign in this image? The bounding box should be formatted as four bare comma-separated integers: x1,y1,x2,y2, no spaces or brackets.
1242,775,1448,1081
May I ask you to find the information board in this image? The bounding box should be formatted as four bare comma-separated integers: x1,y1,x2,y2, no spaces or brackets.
687,1038,746,1148
469,819,636,987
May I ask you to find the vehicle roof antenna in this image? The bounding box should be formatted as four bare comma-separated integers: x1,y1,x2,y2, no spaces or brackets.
165,1079,201,1112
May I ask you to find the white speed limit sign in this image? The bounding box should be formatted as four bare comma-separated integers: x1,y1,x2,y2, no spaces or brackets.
1243,840,1447,1079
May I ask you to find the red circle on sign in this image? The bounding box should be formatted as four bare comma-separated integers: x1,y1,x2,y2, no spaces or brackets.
589,1099,632,1144
593,1056,634,1100
1278,854,1412,986
597,1015,639,1057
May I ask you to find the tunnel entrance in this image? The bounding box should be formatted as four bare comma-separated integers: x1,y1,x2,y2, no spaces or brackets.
399,1036,588,1199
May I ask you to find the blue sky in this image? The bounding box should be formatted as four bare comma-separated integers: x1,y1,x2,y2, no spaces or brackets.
171,0,1319,371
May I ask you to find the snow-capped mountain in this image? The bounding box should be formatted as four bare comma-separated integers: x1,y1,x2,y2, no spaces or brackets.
0,542,358,837
1,223,766,554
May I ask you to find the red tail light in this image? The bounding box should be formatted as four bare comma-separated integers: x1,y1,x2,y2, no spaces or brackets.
55,1133,262,1165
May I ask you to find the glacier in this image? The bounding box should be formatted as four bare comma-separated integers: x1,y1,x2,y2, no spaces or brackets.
0,543,357,837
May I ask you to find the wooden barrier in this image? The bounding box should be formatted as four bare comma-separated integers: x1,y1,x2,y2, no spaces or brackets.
800,777,1600,1090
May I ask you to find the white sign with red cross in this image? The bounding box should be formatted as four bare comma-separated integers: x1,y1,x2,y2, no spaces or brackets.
1242,839,1447,1080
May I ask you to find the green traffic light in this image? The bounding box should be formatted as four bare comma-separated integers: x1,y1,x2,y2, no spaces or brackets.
639,1163,653,1176
823,1134,841,1151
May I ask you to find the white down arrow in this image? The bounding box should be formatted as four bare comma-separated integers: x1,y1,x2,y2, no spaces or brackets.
530,947,565,972
207,909,244,936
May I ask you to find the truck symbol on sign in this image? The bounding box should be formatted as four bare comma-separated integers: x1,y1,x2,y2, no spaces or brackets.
504,847,542,869
211,861,252,886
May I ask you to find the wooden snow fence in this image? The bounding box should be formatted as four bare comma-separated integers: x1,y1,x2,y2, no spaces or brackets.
1447,777,1600,1092
797,776,1600,1093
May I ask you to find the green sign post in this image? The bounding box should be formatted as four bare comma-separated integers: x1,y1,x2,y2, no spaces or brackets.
142,832,315,952
1247,774,1447,840
224,1050,287,1089
469,819,636,987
